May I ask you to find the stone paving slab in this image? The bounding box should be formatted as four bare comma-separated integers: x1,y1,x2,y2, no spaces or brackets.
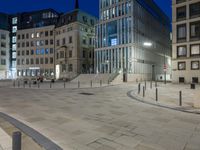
0,127,11,150
0,83,199,149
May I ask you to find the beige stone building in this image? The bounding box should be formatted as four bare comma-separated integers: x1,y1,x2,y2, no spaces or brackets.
55,10,96,80
0,29,10,79
172,0,200,83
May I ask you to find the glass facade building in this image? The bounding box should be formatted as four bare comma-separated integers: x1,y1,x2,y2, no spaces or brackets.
95,0,171,81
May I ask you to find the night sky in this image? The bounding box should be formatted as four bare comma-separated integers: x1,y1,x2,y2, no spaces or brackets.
0,0,172,19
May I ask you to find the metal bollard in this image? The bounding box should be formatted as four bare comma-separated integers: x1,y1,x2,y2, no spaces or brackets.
29,81,31,88
91,80,93,88
78,81,80,88
138,83,141,94
179,91,182,106
156,88,158,101
13,80,16,88
100,80,102,87
143,86,145,97
17,81,20,88
12,131,21,150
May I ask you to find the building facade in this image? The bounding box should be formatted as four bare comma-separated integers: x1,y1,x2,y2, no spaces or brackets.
55,10,96,80
172,0,200,83
15,8,97,80
0,13,10,79
95,0,171,82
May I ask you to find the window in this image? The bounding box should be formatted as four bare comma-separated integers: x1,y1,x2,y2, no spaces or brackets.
191,61,199,70
1,51,6,56
36,32,40,38
69,51,72,58
60,51,64,58
50,57,53,64
45,49,49,54
190,21,200,40
12,36,16,43
31,33,34,38
22,34,25,39
50,39,54,45
22,59,25,65
83,50,86,58
1,59,6,65
56,40,60,46
68,64,73,72
31,50,34,55
177,24,186,42
1,42,6,48
12,26,17,33
176,0,186,4
45,58,48,64
177,46,187,57
22,51,25,56
40,58,44,64
50,48,54,54
45,40,48,45
36,41,40,46
26,42,29,47
17,51,20,56
26,34,29,39
178,62,186,70
69,36,73,43
36,58,39,64
17,35,20,40
36,49,40,55
26,59,29,65
176,6,186,21
82,37,87,44
45,31,48,36
190,2,200,18
1,34,6,40
190,44,200,56
17,59,20,65
26,50,29,55
40,49,45,55
22,42,25,47
50,31,53,36
12,17,17,24
31,41,34,47
31,59,34,65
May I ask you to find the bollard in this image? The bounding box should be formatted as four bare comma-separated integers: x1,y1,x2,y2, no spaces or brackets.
138,83,141,94
18,81,20,88
100,80,102,87
12,131,21,150
78,81,80,88
29,81,31,88
50,82,52,88
91,80,93,88
156,88,158,102
179,91,182,106
143,86,145,97
13,80,16,88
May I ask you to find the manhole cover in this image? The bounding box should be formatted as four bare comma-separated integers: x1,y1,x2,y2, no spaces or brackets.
79,93,94,95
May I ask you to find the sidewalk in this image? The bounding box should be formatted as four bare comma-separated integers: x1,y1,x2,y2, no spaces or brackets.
0,127,11,150
131,82,200,114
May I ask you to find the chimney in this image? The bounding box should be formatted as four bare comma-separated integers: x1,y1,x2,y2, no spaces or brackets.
75,0,79,9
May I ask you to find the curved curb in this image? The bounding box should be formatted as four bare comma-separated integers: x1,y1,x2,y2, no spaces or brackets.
0,112,63,150
127,90,200,115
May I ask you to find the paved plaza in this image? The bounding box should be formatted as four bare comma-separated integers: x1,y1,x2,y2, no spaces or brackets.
0,82,200,150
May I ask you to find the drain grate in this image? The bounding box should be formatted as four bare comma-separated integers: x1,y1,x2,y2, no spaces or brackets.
79,93,94,95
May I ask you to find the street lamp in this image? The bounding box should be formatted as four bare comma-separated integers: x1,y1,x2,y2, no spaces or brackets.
143,42,152,47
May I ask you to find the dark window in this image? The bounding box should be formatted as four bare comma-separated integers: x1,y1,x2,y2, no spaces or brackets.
26,34,29,39
31,50,34,55
68,64,73,72
190,2,200,18
26,42,29,47
192,77,199,83
179,77,185,83
69,51,72,58
22,34,25,39
50,57,53,64
62,38,66,45
17,35,20,40
26,50,29,55
69,36,72,43
50,31,53,36
50,39,54,45
45,31,48,36
45,40,48,45
177,6,186,21
190,21,200,40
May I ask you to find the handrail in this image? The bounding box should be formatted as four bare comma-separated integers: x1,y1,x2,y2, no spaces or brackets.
108,69,121,83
